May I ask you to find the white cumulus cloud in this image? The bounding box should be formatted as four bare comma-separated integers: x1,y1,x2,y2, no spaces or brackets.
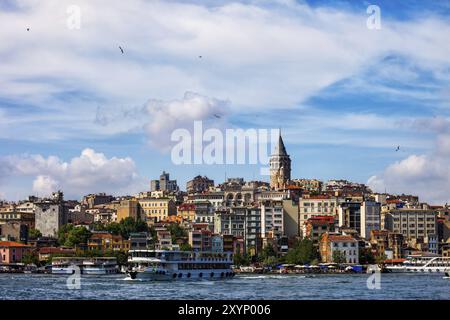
145,92,229,151
368,133,450,205
0,148,142,199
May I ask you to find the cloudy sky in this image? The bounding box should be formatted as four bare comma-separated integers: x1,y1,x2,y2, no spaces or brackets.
0,0,450,203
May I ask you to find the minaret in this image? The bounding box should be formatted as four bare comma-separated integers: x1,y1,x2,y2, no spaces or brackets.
270,130,291,190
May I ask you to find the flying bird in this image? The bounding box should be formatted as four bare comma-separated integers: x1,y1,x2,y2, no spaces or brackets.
198,55,202,59
213,114,221,119
119,46,124,54
395,146,400,152
26,27,30,31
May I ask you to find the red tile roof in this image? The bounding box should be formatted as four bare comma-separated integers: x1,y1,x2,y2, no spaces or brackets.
0,241,32,248
328,235,357,242
307,216,334,225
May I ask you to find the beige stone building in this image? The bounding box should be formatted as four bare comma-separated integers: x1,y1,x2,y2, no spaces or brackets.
117,199,140,222
139,198,177,224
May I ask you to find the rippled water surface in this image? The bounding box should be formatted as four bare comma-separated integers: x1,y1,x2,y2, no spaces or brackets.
1,273,449,300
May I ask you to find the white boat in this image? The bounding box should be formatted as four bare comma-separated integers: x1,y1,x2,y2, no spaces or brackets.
385,255,450,273
52,257,118,275
127,250,234,280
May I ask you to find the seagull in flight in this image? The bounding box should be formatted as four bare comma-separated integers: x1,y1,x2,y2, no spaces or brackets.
119,46,124,54
213,114,221,119
395,146,400,152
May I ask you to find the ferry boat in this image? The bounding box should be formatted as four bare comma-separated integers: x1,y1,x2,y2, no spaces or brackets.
385,255,450,273
127,250,234,280
52,257,118,275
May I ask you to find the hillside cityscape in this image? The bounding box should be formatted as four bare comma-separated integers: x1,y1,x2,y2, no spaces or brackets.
1,133,449,270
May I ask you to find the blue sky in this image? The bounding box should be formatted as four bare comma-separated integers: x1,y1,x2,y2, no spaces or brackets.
1,0,450,203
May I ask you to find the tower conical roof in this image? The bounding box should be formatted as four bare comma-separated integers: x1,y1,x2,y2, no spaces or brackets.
273,132,288,156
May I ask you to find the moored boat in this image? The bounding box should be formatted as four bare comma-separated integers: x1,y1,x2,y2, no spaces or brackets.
51,257,118,275
385,255,450,273
126,249,234,280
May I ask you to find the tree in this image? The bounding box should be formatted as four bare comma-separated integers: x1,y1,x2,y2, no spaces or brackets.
332,250,347,264
284,239,318,265
58,224,92,247
262,256,278,267
104,250,128,266
99,218,149,239
28,228,42,240
233,252,251,266
166,224,187,244
375,253,388,264
179,243,192,251
260,245,277,260
359,248,376,264
22,251,39,266
119,217,148,239
104,222,122,236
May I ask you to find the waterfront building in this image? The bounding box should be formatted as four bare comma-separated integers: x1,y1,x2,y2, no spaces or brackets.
211,234,224,253
370,230,388,258
443,242,450,258
426,234,438,255
370,230,405,259
214,207,247,250
214,202,285,255
320,233,359,264
38,247,75,262
88,232,130,252
186,175,214,194
303,215,335,246
129,232,152,250
269,132,291,190
222,234,244,254
155,227,173,250
384,209,437,248
188,223,212,251
0,241,33,265
338,201,361,235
